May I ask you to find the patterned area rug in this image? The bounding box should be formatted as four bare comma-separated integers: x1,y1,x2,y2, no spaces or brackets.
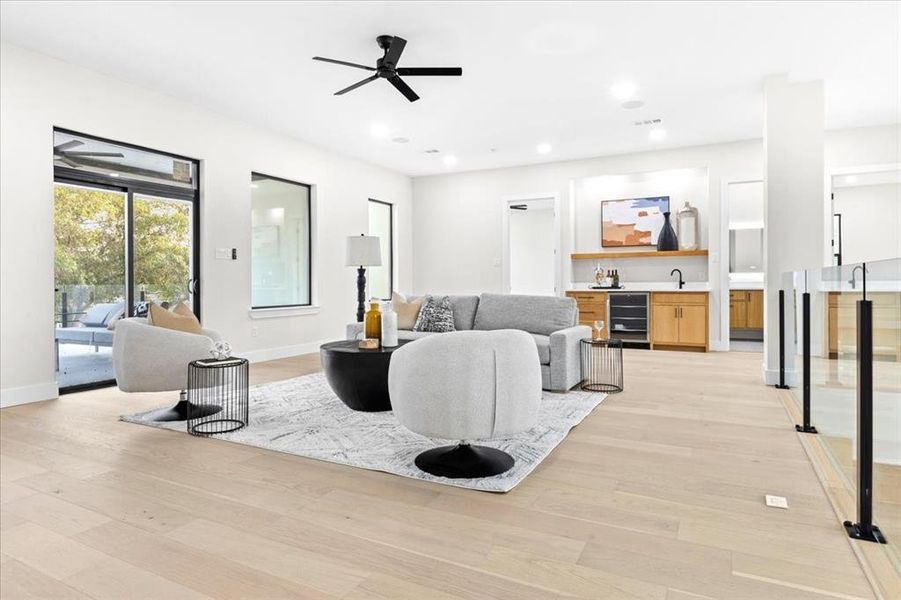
121,372,606,492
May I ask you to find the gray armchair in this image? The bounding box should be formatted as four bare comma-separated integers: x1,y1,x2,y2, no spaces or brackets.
113,317,221,421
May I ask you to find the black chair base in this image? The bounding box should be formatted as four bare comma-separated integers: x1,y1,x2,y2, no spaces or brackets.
146,399,221,422
414,443,514,479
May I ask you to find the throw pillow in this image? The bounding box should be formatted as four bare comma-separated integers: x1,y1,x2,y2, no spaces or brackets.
147,302,203,334
392,292,423,330
413,295,456,333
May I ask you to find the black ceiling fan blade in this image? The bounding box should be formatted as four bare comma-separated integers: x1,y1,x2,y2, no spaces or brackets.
64,152,125,158
335,74,380,96
312,56,376,71
396,67,463,76
383,36,406,68
53,140,83,152
57,156,81,168
388,75,419,102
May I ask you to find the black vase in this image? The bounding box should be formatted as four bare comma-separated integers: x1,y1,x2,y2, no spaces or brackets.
657,212,679,251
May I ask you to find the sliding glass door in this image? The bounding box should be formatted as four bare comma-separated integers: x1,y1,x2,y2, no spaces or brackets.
53,129,200,392
54,182,128,389
133,194,196,310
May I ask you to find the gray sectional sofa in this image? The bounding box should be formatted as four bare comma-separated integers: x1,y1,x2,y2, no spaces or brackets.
346,293,590,392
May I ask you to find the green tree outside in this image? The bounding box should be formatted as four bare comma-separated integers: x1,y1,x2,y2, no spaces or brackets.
54,184,191,322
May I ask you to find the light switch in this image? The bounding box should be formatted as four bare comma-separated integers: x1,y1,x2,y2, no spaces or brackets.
215,248,229,260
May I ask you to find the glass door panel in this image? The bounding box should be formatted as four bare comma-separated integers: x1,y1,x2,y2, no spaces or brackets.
54,182,126,389
133,194,195,313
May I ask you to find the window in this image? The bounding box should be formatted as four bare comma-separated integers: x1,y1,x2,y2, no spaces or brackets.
368,199,393,300
251,174,312,308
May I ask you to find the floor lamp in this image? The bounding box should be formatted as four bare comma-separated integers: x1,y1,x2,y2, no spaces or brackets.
345,234,382,322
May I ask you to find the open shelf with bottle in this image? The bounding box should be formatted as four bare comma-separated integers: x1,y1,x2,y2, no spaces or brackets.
572,249,708,260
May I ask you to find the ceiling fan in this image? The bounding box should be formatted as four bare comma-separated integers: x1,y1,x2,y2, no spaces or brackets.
53,140,124,168
313,35,462,102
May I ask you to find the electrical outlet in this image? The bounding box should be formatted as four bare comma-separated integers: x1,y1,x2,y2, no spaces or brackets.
765,495,788,509
251,326,258,338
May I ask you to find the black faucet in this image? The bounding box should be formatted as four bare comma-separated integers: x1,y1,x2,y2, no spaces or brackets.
849,265,868,290
670,268,684,290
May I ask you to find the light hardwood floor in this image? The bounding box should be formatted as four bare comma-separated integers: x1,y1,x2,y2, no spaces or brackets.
0,349,880,599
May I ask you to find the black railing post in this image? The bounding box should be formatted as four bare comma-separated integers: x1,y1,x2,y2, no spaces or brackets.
795,292,818,433
61,291,69,328
844,278,887,542
776,289,789,389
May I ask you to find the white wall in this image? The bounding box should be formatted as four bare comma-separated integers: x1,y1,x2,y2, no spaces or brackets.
833,182,901,263
509,204,555,295
0,43,412,406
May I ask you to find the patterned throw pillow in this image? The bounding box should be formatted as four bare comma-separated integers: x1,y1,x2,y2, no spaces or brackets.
412,295,456,333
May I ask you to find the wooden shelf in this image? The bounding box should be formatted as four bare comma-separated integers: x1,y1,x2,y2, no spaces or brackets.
571,249,709,260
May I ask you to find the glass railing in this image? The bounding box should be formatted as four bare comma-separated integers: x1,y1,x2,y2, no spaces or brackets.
781,257,900,569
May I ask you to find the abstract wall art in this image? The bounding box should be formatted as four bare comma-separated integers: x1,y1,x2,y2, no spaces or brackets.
601,196,670,247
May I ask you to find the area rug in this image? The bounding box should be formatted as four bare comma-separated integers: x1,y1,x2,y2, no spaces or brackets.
121,372,606,492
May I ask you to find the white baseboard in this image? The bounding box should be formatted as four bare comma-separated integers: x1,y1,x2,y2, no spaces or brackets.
239,340,328,364
709,340,728,352
1,381,59,409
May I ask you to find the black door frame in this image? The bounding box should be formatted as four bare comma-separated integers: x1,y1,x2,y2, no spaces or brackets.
53,129,201,393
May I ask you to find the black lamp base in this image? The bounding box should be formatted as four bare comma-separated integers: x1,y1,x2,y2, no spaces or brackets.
414,443,514,478
356,266,366,322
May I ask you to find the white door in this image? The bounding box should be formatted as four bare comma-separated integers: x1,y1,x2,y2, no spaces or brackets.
508,198,556,295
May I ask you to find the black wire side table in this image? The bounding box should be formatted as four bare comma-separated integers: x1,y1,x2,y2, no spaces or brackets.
187,357,249,435
580,338,624,393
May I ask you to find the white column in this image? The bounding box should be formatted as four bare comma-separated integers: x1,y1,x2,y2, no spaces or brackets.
763,75,825,383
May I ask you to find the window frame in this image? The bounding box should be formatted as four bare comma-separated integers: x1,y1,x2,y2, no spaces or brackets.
250,172,314,310
368,198,394,301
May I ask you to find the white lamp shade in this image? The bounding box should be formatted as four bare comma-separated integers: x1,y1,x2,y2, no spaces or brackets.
345,235,382,267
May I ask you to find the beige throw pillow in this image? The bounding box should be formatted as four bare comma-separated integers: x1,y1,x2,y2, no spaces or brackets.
148,302,203,334
392,292,423,330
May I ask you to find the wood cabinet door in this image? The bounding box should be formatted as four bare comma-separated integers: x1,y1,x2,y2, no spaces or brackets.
747,291,764,329
678,305,708,346
652,304,679,345
730,299,747,329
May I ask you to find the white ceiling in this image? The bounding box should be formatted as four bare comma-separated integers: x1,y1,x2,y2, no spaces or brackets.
2,1,899,176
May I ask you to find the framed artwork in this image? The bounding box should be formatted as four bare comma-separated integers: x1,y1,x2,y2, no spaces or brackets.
601,196,670,247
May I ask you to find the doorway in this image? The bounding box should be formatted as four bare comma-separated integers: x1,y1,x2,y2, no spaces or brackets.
724,180,765,352
53,129,200,392
505,196,557,296
830,167,901,265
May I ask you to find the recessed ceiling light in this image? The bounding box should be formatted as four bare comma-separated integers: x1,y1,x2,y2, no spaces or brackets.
611,81,637,102
536,143,552,155
844,175,859,184
621,100,644,109
369,123,390,139
443,155,458,167
649,128,667,142
109,173,120,178
392,137,409,144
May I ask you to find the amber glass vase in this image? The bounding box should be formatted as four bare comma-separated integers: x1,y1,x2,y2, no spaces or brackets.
364,301,382,342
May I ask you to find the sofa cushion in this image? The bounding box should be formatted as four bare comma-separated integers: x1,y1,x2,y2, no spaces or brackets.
392,292,423,330
413,296,456,333
148,302,203,334
80,302,122,327
447,295,479,330
531,333,551,364
473,293,577,336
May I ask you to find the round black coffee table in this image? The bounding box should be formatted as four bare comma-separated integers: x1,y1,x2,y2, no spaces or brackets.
320,340,411,411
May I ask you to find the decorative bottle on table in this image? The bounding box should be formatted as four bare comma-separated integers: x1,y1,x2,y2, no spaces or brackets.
364,300,382,343
380,300,398,347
